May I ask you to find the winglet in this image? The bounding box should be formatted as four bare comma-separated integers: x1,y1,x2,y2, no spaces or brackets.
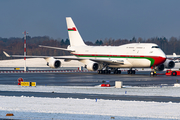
3,51,11,57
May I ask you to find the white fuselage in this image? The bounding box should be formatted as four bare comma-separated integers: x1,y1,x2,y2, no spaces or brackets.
68,43,166,68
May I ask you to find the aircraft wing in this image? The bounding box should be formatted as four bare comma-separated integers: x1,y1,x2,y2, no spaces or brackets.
3,51,125,65
3,51,81,60
39,45,75,52
3,45,75,58
166,53,180,63
167,53,180,59
90,59,124,65
3,51,53,58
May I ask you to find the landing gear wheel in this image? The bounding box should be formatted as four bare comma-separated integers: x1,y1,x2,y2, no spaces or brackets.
114,70,117,74
98,70,103,74
132,70,135,74
118,70,121,74
98,70,111,74
150,71,156,76
171,71,177,76
104,70,108,74
128,70,135,74
150,71,154,76
127,70,131,74
114,70,121,74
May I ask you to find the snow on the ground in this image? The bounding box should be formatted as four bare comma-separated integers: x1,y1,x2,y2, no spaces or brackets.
1,85,180,120
0,96,180,120
1,84,180,97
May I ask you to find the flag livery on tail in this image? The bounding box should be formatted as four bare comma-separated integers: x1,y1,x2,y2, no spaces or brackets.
66,17,86,47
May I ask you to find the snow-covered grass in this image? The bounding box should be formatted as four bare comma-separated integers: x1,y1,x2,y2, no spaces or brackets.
0,96,180,120
1,85,180,119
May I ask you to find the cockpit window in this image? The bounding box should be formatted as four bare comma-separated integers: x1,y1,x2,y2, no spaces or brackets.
152,46,160,48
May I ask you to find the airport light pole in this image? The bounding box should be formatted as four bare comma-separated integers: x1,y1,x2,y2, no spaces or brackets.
23,31,28,72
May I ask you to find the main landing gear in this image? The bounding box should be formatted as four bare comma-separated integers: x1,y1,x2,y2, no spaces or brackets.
113,69,121,74
98,68,121,74
98,70,111,74
98,69,122,74
127,70,136,74
97,65,136,75
98,68,136,75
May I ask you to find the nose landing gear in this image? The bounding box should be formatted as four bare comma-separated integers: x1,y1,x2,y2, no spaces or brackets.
150,67,157,76
150,71,157,76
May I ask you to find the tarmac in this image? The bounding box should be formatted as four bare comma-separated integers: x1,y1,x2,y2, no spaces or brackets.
0,71,180,103
0,71,178,86
0,90,180,103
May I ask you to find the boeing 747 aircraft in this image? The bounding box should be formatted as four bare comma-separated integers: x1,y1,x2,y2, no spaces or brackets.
3,17,175,75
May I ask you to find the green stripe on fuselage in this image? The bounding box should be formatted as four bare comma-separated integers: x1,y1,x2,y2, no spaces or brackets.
75,55,155,66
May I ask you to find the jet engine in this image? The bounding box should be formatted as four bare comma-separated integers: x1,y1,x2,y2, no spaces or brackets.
164,59,175,69
155,64,164,71
154,59,175,71
47,59,61,68
85,62,99,71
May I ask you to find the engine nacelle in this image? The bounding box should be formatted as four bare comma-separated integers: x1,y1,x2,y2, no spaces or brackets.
164,59,175,69
154,64,164,71
85,62,99,71
47,59,61,68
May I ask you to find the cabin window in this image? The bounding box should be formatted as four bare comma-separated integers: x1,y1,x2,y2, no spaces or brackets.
152,46,160,48
136,47,143,49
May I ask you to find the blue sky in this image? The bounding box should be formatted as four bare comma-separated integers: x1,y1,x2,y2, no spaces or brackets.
0,0,180,42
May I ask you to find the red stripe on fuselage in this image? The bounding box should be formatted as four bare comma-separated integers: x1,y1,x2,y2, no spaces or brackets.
73,53,166,66
150,56,166,66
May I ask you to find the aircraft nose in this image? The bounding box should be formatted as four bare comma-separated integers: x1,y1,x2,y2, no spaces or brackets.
152,56,166,66
150,49,166,67
153,51,166,66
